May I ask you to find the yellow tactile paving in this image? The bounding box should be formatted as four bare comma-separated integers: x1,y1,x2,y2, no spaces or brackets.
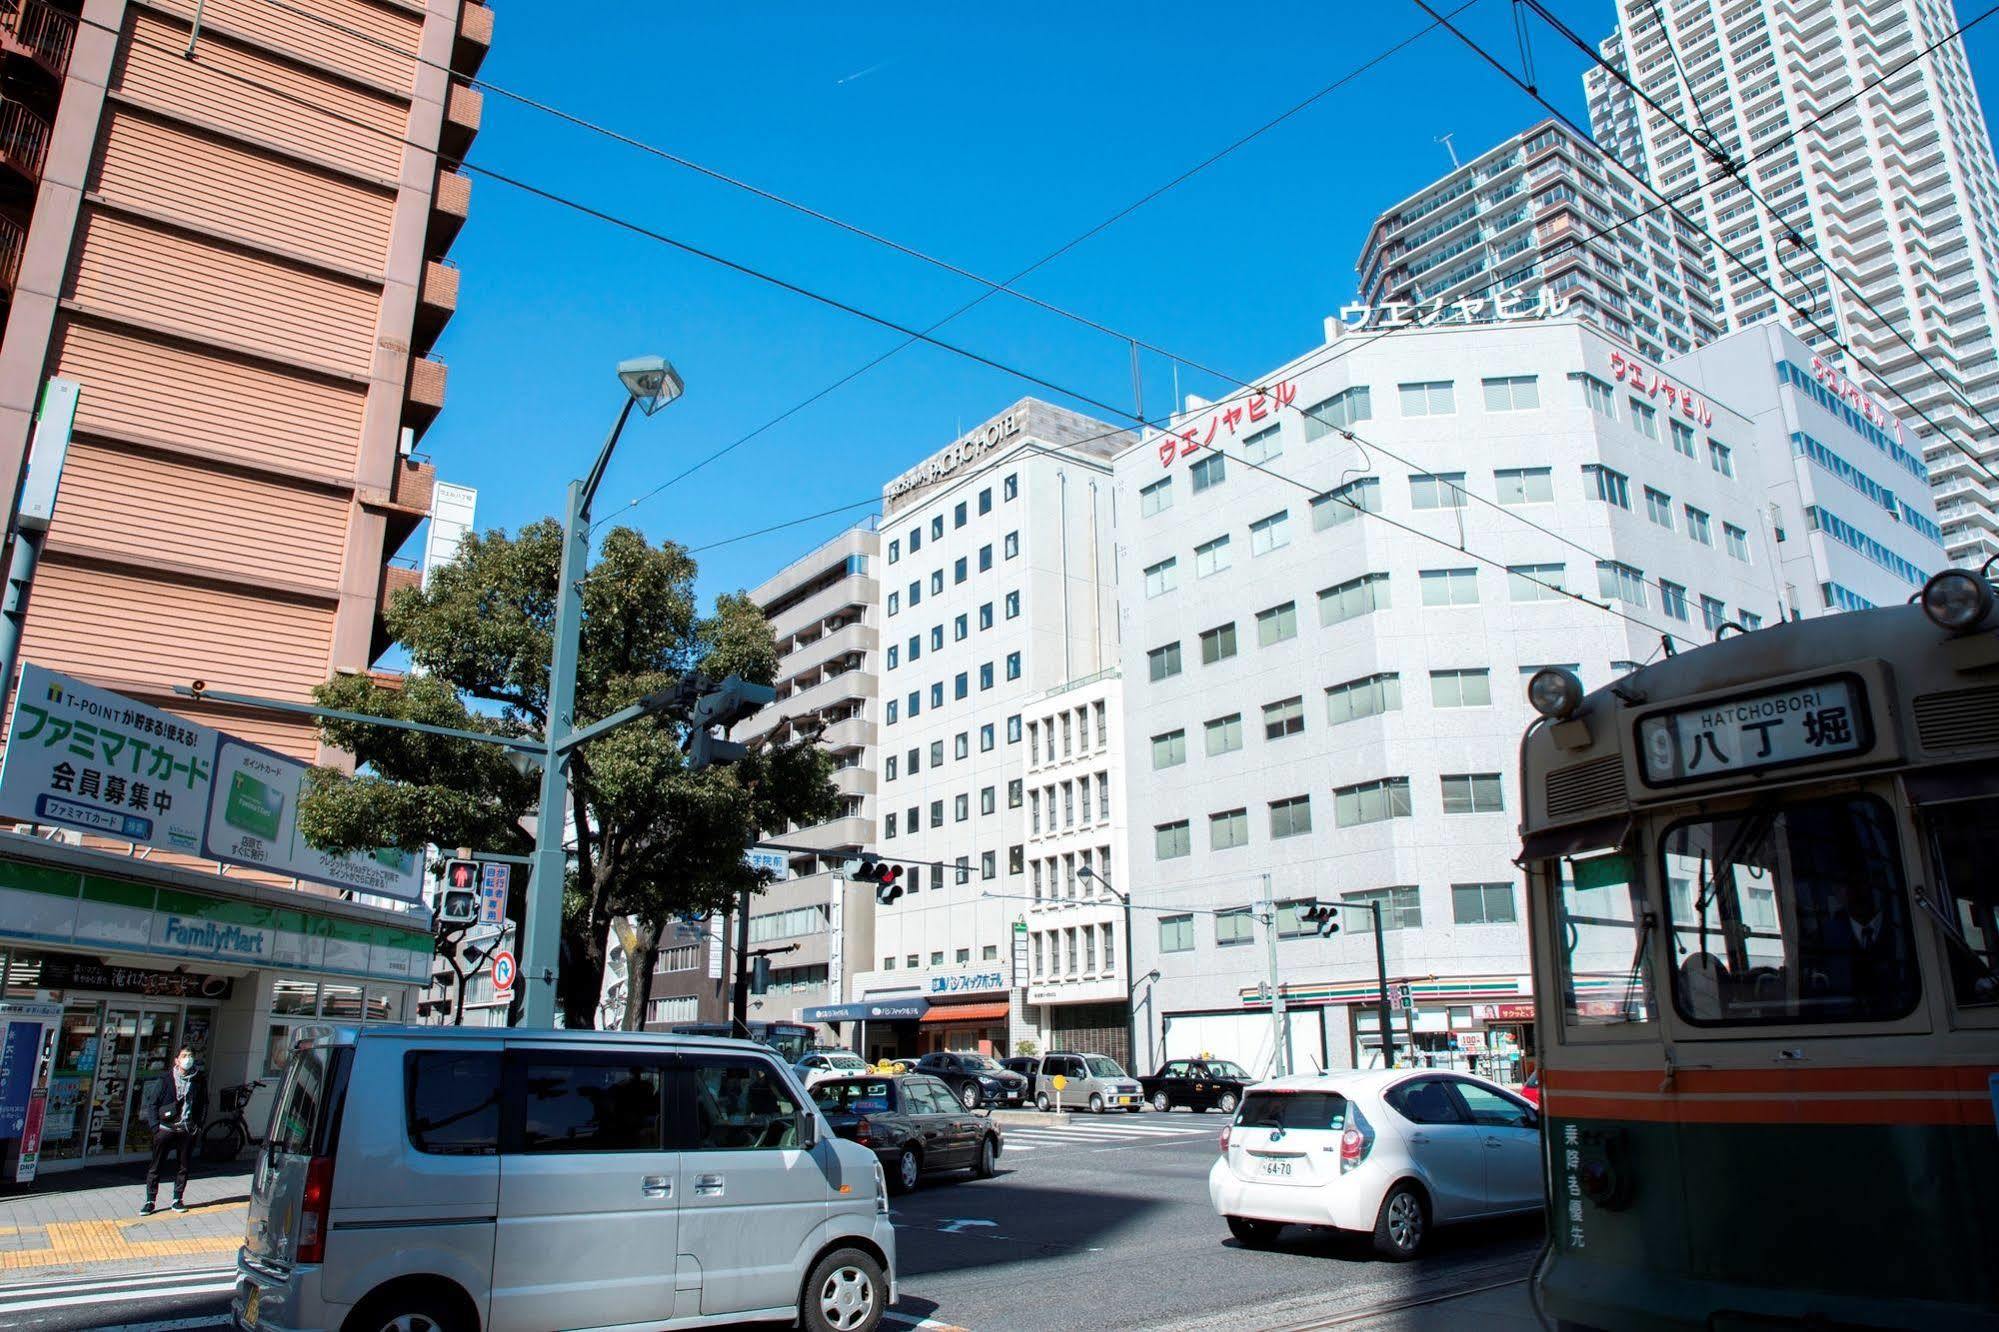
0,1203,245,1270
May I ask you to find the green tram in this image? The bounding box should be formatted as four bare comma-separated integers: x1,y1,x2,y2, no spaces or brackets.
1516,570,1999,1331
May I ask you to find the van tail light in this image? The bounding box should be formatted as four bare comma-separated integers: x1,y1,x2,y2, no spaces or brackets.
1218,1125,1232,1155
1340,1106,1375,1176
296,1156,334,1264
853,1117,873,1147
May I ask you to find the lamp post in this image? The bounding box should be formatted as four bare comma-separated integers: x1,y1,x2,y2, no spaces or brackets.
1076,865,1139,1072
519,355,683,1029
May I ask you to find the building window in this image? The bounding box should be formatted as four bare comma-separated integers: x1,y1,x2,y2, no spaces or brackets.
979,487,992,515
1670,420,1696,456
1709,440,1734,477
1724,522,1750,561
1494,467,1553,505
1570,371,1615,417
1429,668,1491,707
1007,714,1022,743
954,613,968,640
1398,380,1456,416
1596,560,1647,606
886,645,899,671
1313,476,1381,527
1452,882,1517,925
1440,772,1505,814
955,672,969,700
978,662,994,690
931,515,943,539
1141,476,1173,516
1409,472,1467,510
1244,423,1283,464
1144,557,1178,598
1210,808,1249,851
979,544,993,572
978,723,994,752
1005,652,1021,681
884,812,897,838
1205,713,1243,756
1660,579,1690,620
979,785,995,816
1215,907,1255,945
930,570,944,595
1341,885,1422,931
1249,509,1292,555
1701,594,1727,631
1269,795,1312,839
930,800,945,828
909,527,921,552
1320,572,1390,624
887,592,899,617
885,755,898,782
955,794,969,822
930,682,943,709
1155,821,1191,860
1629,399,1658,440
887,539,900,565
1327,671,1401,725
886,700,898,724
954,501,967,529
1419,567,1479,606
1256,601,1297,646
1190,454,1226,492
1639,484,1671,527
1304,386,1371,438
982,850,997,881
1199,622,1237,664
1005,590,1020,618
1007,777,1022,807
1159,914,1195,953
1506,563,1565,602
908,582,921,607
1003,473,1018,501
1482,375,1539,411
1685,505,1713,545
1004,531,1019,558
1262,695,1304,739
979,602,993,630
1334,777,1413,827
1148,642,1183,681
1194,534,1232,577
1151,729,1186,769
954,556,968,584
1584,463,1631,508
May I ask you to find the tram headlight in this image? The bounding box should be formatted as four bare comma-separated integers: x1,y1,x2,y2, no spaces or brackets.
1920,568,1994,634
1527,667,1584,721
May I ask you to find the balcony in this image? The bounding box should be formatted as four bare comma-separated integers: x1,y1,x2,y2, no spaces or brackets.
773,817,872,855
441,81,482,162
375,456,436,549
818,713,875,752
0,0,74,80
429,167,471,252
0,96,50,185
374,560,422,657
0,212,20,297
453,1,492,78
414,259,458,353
780,621,875,690
832,765,875,799
769,573,877,643
405,355,447,440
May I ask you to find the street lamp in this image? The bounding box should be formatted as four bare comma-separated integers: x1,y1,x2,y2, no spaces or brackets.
520,355,683,1029
1077,865,1141,1073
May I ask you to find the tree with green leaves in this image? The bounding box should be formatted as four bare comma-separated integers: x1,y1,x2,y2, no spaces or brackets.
298,519,839,1029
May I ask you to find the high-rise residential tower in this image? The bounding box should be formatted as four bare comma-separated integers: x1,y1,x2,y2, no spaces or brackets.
1586,0,1999,565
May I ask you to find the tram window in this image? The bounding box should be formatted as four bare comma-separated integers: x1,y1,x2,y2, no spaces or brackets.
1552,853,1656,1027
1660,794,1919,1026
1921,795,1999,1007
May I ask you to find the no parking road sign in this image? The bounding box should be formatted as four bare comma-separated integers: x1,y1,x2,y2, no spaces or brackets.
491,949,517,997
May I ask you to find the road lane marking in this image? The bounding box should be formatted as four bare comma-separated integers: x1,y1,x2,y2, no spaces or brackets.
0,1277,236,1313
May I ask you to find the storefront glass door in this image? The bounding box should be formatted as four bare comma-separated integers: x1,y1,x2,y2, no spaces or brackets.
91,1009,138,1155
43,1005,101,1162
121,1010,179,1156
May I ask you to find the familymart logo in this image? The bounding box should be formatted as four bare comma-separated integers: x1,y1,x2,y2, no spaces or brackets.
163,915,267,956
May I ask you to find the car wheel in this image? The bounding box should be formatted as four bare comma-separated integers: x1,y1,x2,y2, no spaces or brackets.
959,1083,981,1110
801,1245,886,1332
1372,1183,1428,1261
1217,1091,1239,1114
972,1135,998,1179
1151,1091,1172,1113
349,1290,464,1332
1226,1215,1282,1248
889,1147,921,1195
1035,1091,1052,1112
1088,1093,1105,1114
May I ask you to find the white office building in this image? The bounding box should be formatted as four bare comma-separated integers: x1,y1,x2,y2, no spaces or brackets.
1116,317,1791,1081
1587,0,1999,564
1356,118,1722,362
839,399,1129,1060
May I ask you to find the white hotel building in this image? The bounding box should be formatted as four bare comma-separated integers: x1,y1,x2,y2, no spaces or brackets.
1115,317,1801,1080
836,400,1130,1060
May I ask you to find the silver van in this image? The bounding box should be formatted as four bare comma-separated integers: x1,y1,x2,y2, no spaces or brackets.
233,1027,895,1332
1030,1051,1143,1114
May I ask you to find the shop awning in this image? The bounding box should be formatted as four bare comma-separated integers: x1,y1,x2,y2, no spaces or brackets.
921,1001,1010,1024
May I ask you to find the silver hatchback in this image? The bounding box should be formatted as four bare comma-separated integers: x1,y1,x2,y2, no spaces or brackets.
233,1027,895,1332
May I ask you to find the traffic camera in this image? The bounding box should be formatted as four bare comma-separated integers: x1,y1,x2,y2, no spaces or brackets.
853,853,904,905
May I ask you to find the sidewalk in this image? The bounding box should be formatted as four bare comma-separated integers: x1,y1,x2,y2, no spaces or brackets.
0,1160,250,1285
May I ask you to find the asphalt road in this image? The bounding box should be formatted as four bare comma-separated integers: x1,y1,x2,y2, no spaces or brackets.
4,1112,1542,1332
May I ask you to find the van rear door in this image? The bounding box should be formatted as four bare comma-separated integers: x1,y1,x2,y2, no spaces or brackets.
242,1038,349,1273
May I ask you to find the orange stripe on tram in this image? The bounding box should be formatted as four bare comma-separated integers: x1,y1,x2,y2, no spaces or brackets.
1545,1065,1999,1096
1545,1089,1989,1126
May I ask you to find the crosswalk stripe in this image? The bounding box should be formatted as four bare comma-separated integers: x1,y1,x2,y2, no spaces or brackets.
0,1267,236,1299
0,1277,236,1314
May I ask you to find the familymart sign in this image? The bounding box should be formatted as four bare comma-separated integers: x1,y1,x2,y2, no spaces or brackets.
0,665,423,903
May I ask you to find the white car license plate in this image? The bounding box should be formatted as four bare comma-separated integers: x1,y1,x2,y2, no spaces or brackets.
1260,1159,1293,1177
243,1285,260,1328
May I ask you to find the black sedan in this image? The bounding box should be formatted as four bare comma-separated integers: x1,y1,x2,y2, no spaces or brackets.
809,1074,1003,1193
1137,1058,1252,1113
913,1051,1031,1108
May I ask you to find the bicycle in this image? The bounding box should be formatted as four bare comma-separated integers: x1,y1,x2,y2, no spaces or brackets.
198,1079,267,1163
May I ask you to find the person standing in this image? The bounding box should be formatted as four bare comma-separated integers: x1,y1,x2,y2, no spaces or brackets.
140,1047,205,1215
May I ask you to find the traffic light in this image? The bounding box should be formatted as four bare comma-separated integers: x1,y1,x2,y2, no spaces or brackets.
1300,900,1340,937
750,954,772,996
686,675,777,772
853,854,904,906
438,859,479,926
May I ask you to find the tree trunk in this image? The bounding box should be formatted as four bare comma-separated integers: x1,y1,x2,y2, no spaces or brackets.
622,920,659,1031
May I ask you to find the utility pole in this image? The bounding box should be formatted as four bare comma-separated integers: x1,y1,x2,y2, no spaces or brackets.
1370,902,1395,1069
730,885,754,1036
0,379,77,721
1262,873,1288,1077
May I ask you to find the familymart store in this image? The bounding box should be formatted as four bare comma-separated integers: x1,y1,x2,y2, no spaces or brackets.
0,835,429,1178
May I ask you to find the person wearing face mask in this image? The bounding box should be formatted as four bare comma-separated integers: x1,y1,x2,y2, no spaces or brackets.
140,1047,206,1215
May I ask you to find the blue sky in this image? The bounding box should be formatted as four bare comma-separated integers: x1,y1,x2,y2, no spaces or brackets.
419,0,1999,605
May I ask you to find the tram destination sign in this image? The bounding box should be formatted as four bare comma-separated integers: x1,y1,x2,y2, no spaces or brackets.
1637,675,1870,787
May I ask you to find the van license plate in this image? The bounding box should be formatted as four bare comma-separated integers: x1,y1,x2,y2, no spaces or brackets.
1260,1159,1293,1177
243,1286,260,1328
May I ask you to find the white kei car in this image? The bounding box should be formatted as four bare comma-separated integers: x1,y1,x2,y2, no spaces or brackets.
1208,1069,1543,1260
795,1048,874,1087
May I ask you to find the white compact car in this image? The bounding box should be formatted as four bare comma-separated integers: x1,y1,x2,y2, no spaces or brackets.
1208,1069,1543,1260
796,1049,874,1086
